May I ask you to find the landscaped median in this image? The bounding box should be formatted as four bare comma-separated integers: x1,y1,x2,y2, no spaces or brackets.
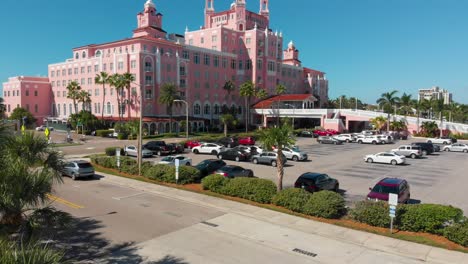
90,155,468,252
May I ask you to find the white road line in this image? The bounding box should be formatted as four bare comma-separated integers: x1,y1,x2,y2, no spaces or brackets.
112,192,147,201
86,147,95,150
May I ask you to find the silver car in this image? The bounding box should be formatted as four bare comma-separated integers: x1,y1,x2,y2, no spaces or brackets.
443,143,468,153
62,160,95,180
251,152,287,167
276,146,308,161
124,145,153,157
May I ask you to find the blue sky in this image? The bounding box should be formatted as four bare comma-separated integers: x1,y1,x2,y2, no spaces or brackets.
1,0,467,104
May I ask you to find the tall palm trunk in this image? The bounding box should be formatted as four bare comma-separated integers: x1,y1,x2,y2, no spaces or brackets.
416,109,420,133
127,87,131,120
168,105,173,133
73,99,78,114
387,113,390,132
101,83,106,120
224,122,228,137
116,92,122,124
244,97,248,132
439,111,444,137
276,148,284,191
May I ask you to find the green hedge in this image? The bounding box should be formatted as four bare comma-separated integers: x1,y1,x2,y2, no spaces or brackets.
350,201,396,227
272,188,312,213
96,129,112,137
105,147,124,156
218,178,277,204
303,191,346,219
201,174,229,192
399,204,463,234
444,218,468,247
117,133,128,140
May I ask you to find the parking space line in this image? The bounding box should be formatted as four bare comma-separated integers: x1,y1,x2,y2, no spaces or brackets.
112,192,147,201
47,194,84,209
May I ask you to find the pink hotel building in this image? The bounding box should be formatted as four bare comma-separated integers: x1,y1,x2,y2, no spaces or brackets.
2,0,328,133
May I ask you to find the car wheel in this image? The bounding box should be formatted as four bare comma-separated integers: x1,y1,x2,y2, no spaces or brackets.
334,141,337,145
410,153,417,159
71,173,77,181
366,158,373,163
443,141,448,145
248,171,254,177
422,150,427,155
253,158,258,164
346,139,350,143
444,148,449,152
124,152,128,156
358,140,362,144
319,141,323,144
235,156,240,162
193,149,199,154
271,160,277,167
211,150,217,155
372,141,376,145
463,149,468,153
227,144,232,148
334,184,339,192
292,155,299,161
391,160,398,165
218,155,223,160
157,151,162,156
427,140,432,143
186,163,191,166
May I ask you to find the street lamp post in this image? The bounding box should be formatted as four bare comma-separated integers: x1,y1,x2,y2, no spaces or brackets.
174,99,189,139
131,82,144,176
284,103,296,130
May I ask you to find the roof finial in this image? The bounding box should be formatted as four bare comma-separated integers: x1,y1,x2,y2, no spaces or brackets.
254,22,258,30
185,26,189,33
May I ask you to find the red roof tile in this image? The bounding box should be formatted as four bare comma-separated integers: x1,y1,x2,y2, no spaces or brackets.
253,94,317,109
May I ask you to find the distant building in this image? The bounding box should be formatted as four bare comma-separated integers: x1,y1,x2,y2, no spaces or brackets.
418,86,452,104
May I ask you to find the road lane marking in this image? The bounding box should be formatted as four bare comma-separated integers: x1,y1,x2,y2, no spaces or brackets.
86,147,95,150
112,192,147,201
46,194,84,209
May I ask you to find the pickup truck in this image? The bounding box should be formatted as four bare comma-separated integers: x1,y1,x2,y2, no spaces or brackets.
391,145,422,159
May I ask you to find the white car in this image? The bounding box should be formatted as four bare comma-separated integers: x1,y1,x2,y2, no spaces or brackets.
192,143,225,155
124,145,153,158
250,146,264,155
377,135,393,144
427,138,452,145
356,136,383,145
333,134,356,143
364,152,406,165
35,125,54,131
442,143,468,153
158,155,192,166
274,146,308,161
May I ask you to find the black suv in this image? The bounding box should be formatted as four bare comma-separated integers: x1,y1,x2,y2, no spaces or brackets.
411,142,434,155
143,141,172,156
194,159,227,179
294,172,339,193
216,137,239,148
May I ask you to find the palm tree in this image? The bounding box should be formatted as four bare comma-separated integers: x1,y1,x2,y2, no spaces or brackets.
77,90,91,112
94,72,111,120
370,116,387,131
223,80,236,103
0,97,5,118
399,93,413,117
411,99,422,133
121,72,136,119
66,81,82,114
431,98,445,137
376,90,400,132
421,121,439,137
420,98,432,119
239,81,257,132
109,74,124,124
158,83,180,133
220,114,234,137
257,124,296,191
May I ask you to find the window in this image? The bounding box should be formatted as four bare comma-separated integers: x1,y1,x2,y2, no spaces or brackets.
34,104,38,113
69,104,72,115
204,54,210,65
97,103,101,113
62,69,66,76
95,89,99,96
103,63,107,71
182,50,189,59
257,59,263,69
239,60,243,70
214,104,219,115
180,66,186,76
110,63,114,71
26,104,30,111
194,53,200,64
204,82,210,89
57,104,60,115
204,104,211,115
73,68,78,74
107,102,111,114
51,71,55,77
246,38,251,44
94,65,99,72
94,103,97,113
81,67,85,73
188,39,193,45
213,56,219,67
212,35,217,42
87,66,91,73
180,79,186,88
110,88,114,96
88,78,92,84
131,60,136,69
222,58,227,68
145,61,152,71
145,89,152,99
81,78,85,85
145,76,153,85
34,91,38,96
231,59,236,69
68,69,72,75
25,90,29,96
246,59,252,70
200,37,204,44
117,62,124,70
194,104,201,115
63,104,66,115
62,91,66,97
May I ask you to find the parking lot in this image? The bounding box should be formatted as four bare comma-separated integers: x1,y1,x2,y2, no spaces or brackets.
131,137,468,213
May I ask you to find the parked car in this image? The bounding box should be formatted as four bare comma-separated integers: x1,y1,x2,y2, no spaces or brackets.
364,152,406,165
411,142,434,155
238,137,256,145
168,143,184,154
251,152,287,167
377,135,393,144
192,143,225,155
333,134,356,143
275,146,308,161
356,135,383,145
317,136,343,145
217,149,251,162
35,125,54,131
367,178,411,204
442,143,468,153
294,173,339,193
440,136,457,143
391,145,422,159
427,137,452,145
325,129,339,135
61,160,95,180
297,130,314,137
184,140,202,149
216,165,254,178
433,144,441,152
361,130,378,136
107,129,119,138
194,159,226,178
143,141,171,156
249,146,264,155
313,130,332,136
216,137,239,148
158,155,192,166
231,145,252,153
124,145,153,158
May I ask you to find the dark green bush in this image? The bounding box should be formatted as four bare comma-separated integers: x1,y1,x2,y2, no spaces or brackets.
443,218,468,247
141,164,199,184
96,129,112,137
117,133,128,140
303,191,345,219
272,188,312,213
399,204,463,234
350,201,394,227
202,174,229,192
219,178,277,204
105,147,124,156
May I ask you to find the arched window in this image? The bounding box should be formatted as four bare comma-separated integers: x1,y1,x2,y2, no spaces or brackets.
82,51,86,58
194,104,201,115
75,53,79,59
107,102,111,114
57,104,61,115
63,104,67,116
204,104,211,115
214,104,220,115
95,50,102,57
69,104,72,115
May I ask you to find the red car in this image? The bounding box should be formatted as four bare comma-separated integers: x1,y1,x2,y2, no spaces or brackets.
313,129,339,136
326,129,339,135
239,137,255,145
367,178,411,204
184,140,201,149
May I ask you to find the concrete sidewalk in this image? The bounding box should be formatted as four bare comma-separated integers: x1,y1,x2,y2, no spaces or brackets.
93,171,468,263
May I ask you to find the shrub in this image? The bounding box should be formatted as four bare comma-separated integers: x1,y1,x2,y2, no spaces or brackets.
219,178,277,204
96,129,112,137
444,218,468,247
303,191,345,219
142,164,172,181
141,164,199,184
399,204,463,234
350,201,393,227
105,147,124,156
272,188,312,213
202,174,229,192
117,133,128,140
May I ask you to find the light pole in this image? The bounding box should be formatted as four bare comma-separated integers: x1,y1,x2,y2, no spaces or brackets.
174,99,189,139
284,103,296,130
131,82,144,176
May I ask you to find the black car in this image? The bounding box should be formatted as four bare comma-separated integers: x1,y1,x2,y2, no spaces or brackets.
294,172,340,193
297,131,314,137
317,136,342,145
194,159,227,178
217,149,250,161
215,165,254,178
411,142,434,155
168,143,184,154
143,141,171,156
216,137,239,148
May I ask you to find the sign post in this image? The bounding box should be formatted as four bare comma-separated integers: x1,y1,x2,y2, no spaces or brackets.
388,193,398,234
116,148,121,170
175,159,180,184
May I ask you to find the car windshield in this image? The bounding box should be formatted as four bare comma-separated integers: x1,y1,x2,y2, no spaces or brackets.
291,146,300,152
372,184,398,194
77,163,93,168
196,160,212,167
161,157,174,162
